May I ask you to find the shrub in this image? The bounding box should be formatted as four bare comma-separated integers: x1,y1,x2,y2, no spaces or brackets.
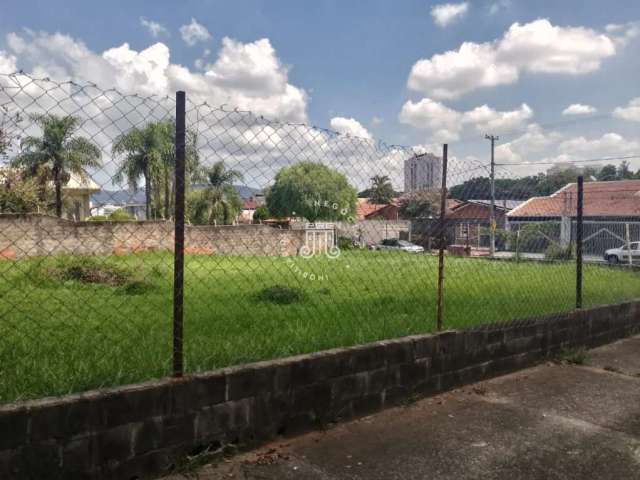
108,209,134,221
88,210,134,222
256,285,306,305
544,243,573,261
337,236,355,250
252,205,270,224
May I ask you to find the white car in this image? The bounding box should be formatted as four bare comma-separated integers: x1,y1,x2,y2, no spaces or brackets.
604,242,640,264
375,239,424,253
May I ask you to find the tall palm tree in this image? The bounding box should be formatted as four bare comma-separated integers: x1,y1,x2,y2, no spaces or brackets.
113,121,201,220
112,123,168,220
191,161,243,225
13,114,101,218
155,121,201,220
370,174,394,204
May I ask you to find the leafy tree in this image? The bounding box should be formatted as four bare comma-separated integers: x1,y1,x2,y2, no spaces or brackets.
398,189,441,219
368,174,395,204
187,161,243,225
535,168,581,195
266,162,357,223
13,114,101,218
0,169,53,213
252,205,270,224
617,160,634,180
597,164,617,181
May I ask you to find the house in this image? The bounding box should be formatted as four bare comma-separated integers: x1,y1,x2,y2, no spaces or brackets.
356,198,400,220
507,179,640,254
238,195,265,223
447,199,523,248
64,173,101,221
91,190,147,220
0,166,99,221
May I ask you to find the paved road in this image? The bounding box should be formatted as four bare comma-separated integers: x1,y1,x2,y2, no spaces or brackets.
493,251,607,263
165,336,640,480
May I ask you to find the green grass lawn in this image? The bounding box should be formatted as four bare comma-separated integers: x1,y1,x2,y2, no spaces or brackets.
1,250,639,403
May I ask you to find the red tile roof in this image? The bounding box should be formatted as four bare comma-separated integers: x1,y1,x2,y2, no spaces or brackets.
243,198,259,210
356,198,400,220
508,180,640,218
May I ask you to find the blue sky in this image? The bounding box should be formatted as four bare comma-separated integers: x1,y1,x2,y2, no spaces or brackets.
2,0,640,177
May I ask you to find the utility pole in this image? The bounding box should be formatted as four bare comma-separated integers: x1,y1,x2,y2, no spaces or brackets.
485,134,499,256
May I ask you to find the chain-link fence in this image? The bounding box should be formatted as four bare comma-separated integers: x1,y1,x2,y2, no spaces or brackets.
1,73,639,403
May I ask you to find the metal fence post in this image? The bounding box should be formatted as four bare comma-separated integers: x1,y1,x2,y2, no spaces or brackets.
436,144,448,331
576,175,583,309
173,91,186,377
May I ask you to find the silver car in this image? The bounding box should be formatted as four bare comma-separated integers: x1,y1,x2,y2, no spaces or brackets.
604,242,640,264
375,239,425,253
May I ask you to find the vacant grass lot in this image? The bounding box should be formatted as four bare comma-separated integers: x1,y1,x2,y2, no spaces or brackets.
1,251,639,403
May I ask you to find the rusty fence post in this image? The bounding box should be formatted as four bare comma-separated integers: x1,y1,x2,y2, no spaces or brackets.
436,144,448,331
173,91,186,377
575,175,583,310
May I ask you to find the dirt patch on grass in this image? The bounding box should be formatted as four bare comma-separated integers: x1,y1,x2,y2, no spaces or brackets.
256,285,307,305
43,257,154,294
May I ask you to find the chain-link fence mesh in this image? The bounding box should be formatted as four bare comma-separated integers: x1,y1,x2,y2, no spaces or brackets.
1,73,639,403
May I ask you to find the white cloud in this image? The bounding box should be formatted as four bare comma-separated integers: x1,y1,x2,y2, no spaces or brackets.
613,97,640,122
2,30,308,123
330,117,372,139
431,2,469,28
398,98,463,142
180,18,211,46
408,41,518,100
488,0,511,15
562,103,597,116
139,17,169,38
0,50,17,74
605,21,640,47
495,124,562,164
204,38,287,96
495,127,640,175
371,116,383,126
463,103,532,133
408,19,617,99
558,132,640,157
399,98,533,142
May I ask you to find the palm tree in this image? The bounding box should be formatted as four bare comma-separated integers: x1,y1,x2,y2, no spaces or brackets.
13,114,101,218
155,121,201,220
113,121,201,220
369,174,394,204
112,123,169,220
190,161,243,225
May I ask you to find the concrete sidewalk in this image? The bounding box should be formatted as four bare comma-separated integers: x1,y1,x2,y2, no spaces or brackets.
166,336,640,480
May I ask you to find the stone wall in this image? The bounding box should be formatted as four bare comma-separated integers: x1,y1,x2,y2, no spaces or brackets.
1,301,638,479
0,214,307,259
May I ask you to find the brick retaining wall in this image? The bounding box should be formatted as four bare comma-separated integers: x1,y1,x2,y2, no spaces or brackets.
1,301,639,479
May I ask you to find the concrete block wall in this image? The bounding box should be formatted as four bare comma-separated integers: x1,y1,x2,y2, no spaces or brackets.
1,301,639,479
0,214,306,259
335,220,411,245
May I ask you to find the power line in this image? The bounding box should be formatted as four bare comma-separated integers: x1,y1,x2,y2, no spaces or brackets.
495,154,640,167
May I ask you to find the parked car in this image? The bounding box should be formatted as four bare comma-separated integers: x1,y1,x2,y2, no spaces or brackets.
374,238,424,253
604,242,640,264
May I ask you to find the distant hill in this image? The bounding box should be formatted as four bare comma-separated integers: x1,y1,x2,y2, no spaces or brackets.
92,184,263,206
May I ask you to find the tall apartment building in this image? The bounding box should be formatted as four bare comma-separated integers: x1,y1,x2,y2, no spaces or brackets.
404,152,442,192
